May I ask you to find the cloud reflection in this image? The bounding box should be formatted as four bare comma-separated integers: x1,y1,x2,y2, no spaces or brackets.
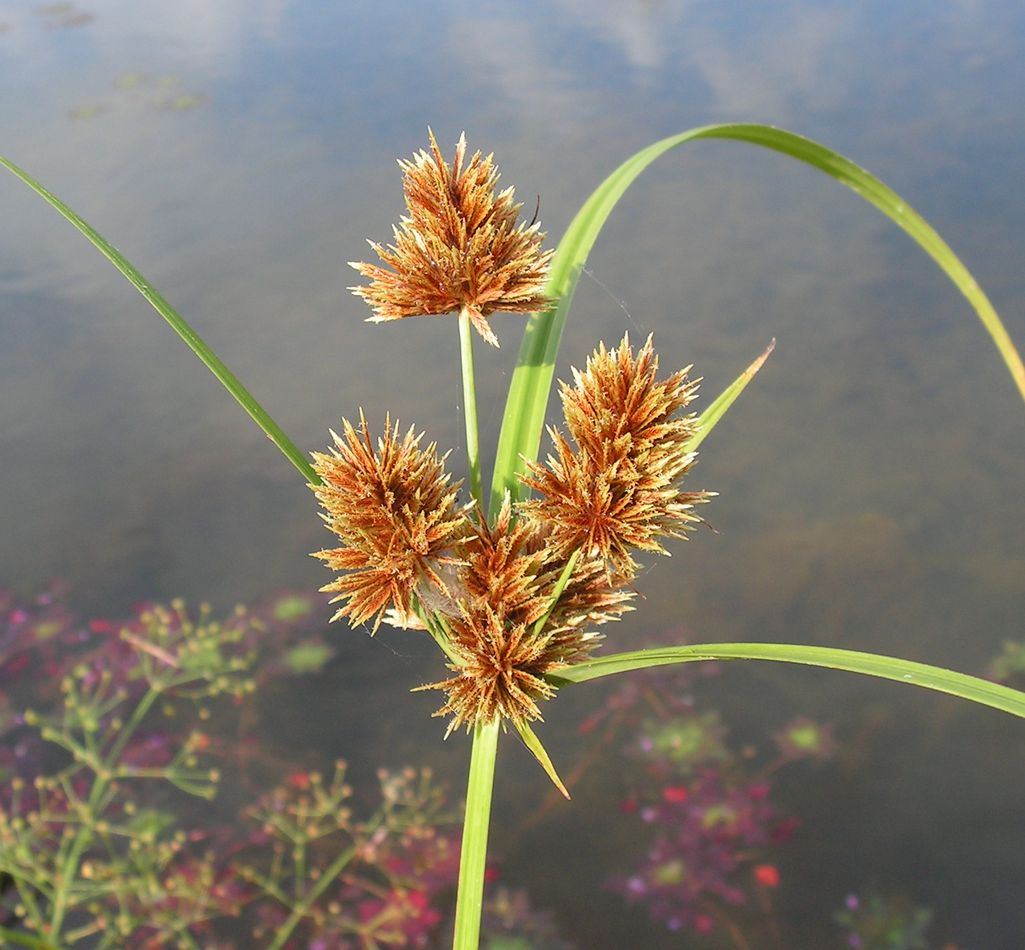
446,0,856,124
685,5,854,117
449,15,595,119
550,0,683,74
0,0,290,79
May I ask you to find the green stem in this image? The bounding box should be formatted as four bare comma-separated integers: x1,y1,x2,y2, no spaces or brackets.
49,685,161,935
452,718,500,950
533,549,580,637
106,685,160,764
458,307,483,507
9,873,51,930
421,609,459,665
0,927,57,949
265,822,380,950
49,791,100,933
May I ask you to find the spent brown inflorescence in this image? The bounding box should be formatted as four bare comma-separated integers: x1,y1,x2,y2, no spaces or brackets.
312,335,710,733
310,412,469,633
414,499,633,732
520,333,712,576
324,135,714,735
349,129,553,346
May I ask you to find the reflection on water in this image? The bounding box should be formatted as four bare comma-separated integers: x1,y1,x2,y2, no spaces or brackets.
36,3,95,30
1,0,1024,945
70,74,209,121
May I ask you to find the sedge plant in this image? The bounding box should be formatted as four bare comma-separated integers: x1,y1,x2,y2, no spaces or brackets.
3,123,1025,950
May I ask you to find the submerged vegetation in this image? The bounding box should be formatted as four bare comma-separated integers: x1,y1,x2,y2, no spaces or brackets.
0,587,979,947
2,121,1023,948
0,588,462,948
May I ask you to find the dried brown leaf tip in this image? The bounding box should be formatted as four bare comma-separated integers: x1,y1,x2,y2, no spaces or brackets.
520,333,713,575
349,129,554,346
310,412,469,633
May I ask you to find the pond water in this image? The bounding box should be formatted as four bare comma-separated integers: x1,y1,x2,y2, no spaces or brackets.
2,0,1024,946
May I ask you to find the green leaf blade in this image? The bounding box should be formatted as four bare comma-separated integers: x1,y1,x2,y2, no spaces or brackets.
0,155,317,485
551,642,1025,720
489,123,1025,518
513,717,570,799
686,338,775,453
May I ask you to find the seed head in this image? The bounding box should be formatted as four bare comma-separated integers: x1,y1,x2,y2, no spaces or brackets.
418,604,558,735
457,496,549,628
350,129,553,346
311,413,469,632
520,333,712,574
416,499,632,733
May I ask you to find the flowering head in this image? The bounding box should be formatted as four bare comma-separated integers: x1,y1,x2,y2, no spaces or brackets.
326,138,723,742
423,603,558,735
520,333,712,575
311,329,714,739
773,716,836,761
311,412,469,632
350,129,553,346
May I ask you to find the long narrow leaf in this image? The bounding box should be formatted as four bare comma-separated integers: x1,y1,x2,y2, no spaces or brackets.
550,643,1025,720
686,339,775,453
0,156,317,485
489,123,1025,516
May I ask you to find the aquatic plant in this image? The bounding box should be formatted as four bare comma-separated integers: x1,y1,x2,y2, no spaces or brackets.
476,886,573,950
558,664,824,939
0,597,255,947
239,763,457,950
836,891,938,950
0,591,470,948
3,122,1024,950
986,640,1025,691
0,586,960,948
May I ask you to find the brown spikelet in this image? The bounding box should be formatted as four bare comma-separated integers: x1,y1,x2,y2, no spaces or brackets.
417,604,558,735
310,412,469,632
543,550,636,635
457,496,550,627
349,129,554,346
520,333,713,574
415,499,634,733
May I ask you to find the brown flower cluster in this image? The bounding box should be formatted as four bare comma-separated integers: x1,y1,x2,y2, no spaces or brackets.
311,338,710,734
520,333,711,574
349,130,553,346
418,499,633,735
310,412,468,632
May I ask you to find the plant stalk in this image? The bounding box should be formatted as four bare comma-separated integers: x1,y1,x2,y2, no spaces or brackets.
48,683,163,935
0,928,56,949
452,718,500,950
266,816,384,950
458,307,483,507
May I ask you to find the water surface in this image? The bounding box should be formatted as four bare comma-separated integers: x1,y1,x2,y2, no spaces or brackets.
2,1,1024,945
